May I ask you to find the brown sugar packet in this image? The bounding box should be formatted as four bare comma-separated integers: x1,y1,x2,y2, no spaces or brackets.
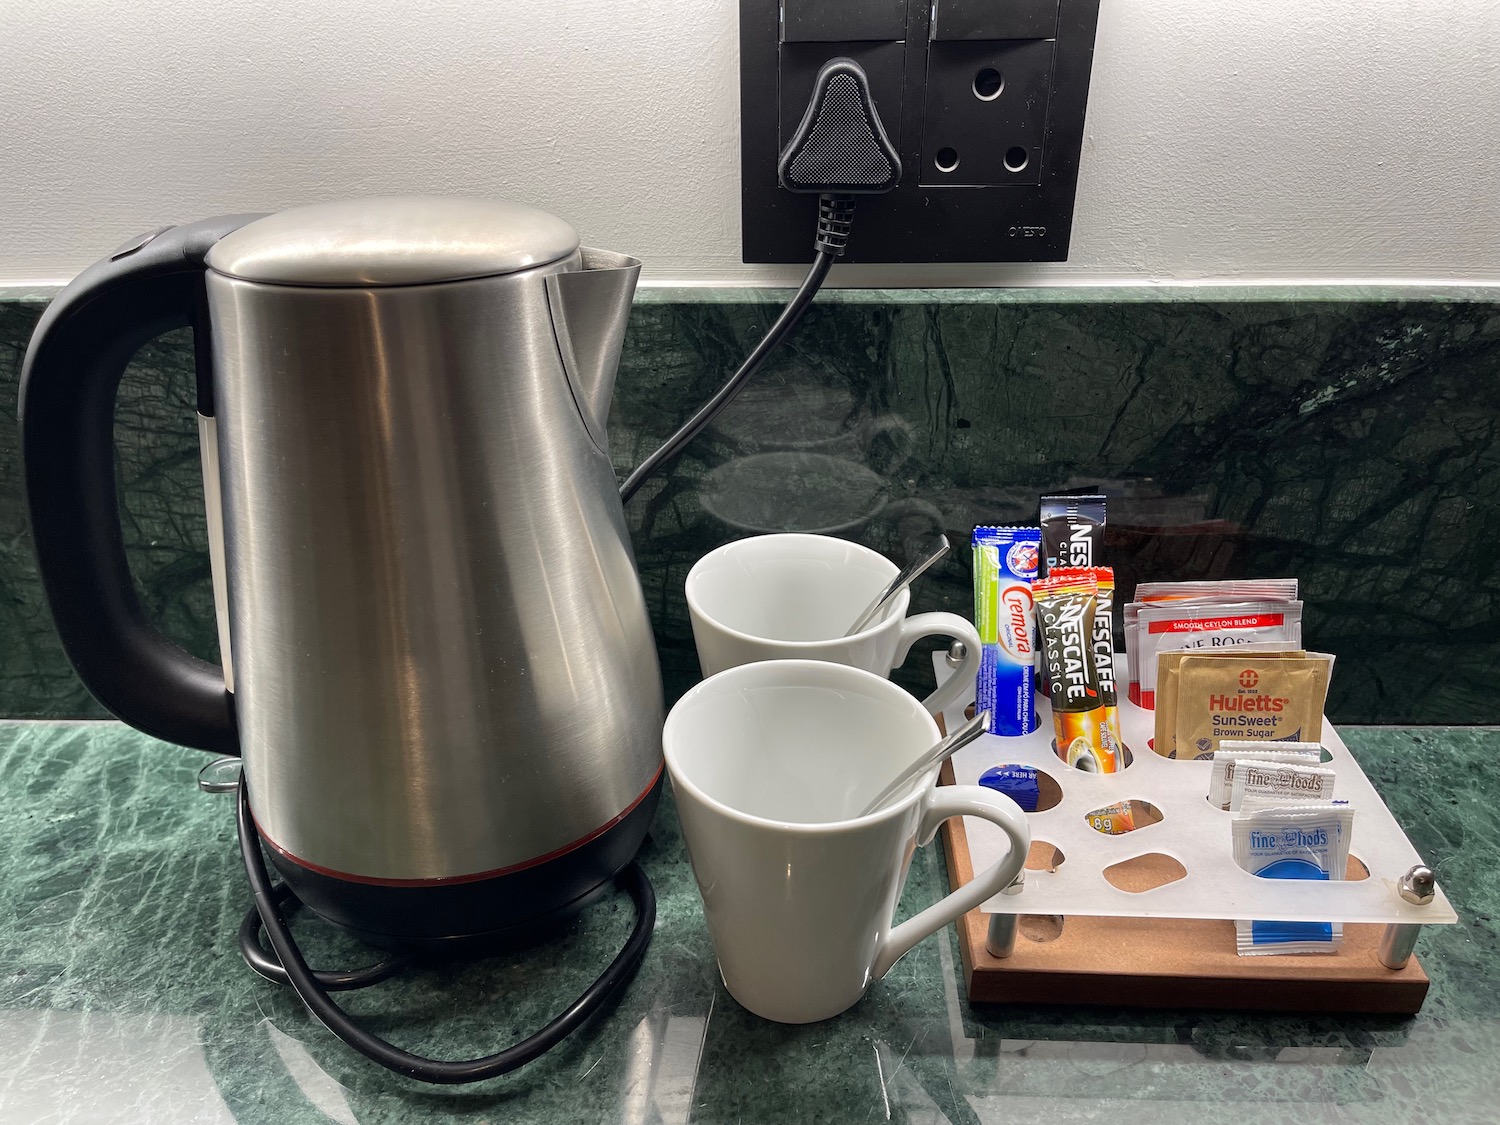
1178,653,1330,760
1175,653,1332,760
1153,648,1305,759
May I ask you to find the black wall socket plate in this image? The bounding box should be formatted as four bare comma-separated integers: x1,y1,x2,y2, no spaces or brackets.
740,0,1101,264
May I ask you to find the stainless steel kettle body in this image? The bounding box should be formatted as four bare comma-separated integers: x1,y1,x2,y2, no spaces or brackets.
20,199,663,943
212,259,662,939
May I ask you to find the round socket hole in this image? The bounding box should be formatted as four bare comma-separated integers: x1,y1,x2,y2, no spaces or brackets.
973,67,1003,100
1084,799,1163,836
1004,146,1029,172
1346,854,1370,881
1102,852,1187,893
935,147,960,173
1025,841,1065,873
1019,914,1064,942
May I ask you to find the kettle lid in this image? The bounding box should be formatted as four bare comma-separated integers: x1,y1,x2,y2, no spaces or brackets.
204,197,580,287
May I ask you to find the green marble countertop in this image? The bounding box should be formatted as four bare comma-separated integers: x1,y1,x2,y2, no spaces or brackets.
1,721,1496,1124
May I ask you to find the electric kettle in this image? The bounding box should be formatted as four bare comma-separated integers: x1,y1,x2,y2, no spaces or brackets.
19,198,669,1079
18,94,878,1076
17,58,910,1083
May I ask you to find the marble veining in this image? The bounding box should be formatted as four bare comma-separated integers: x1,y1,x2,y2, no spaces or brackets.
2,292,1499,722
0,720,1495,1123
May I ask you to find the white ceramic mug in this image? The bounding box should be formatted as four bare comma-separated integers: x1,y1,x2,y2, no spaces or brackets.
684,533,981,715
663,659,1030,1024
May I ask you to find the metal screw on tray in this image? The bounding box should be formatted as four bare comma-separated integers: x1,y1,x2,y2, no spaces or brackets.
985,872,1027,959
1377,864,1437,970
946,639,968,668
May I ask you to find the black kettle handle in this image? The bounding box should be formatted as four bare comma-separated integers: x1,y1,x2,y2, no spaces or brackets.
19,215,260,755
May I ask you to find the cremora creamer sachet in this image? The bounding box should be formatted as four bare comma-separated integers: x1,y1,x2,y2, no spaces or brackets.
972,526,1040,737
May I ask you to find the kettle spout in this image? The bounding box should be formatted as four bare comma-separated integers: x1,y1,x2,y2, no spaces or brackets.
546,247,641,449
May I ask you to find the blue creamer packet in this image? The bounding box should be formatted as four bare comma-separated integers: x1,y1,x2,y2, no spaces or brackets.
979,763,1040,811
972,526,1040,737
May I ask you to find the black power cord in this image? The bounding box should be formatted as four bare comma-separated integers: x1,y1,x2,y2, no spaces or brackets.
233,54,900,1087
236,782,656,1084
618,56,900,504
239,882,409,991
618,202,844,503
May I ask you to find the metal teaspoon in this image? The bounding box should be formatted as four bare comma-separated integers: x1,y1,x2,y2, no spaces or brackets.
857,710,992,817
844,534,951,636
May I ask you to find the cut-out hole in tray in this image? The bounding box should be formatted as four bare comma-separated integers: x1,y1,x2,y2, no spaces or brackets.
1103,852,1187,893
1049,739,1134,772
1084,799,1163,835
979,763,1063,812
1025,841,1065,873
1034,769,1063,811
1230,853,1371,882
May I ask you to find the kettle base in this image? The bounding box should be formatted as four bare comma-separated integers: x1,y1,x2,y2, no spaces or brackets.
264,776,661,951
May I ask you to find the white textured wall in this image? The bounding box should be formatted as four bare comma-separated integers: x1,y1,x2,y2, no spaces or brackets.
2,0,1498,286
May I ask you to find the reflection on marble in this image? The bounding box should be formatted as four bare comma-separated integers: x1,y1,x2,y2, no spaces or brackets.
0,720,1496,1123
0,1010,237,1123
2,292,1498,721
617,294,1500,722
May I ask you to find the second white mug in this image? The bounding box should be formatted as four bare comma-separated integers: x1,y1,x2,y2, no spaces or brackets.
684,533,981,716
664,659,1031,1024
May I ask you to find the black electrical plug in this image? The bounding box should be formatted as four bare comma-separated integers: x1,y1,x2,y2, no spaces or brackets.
779,58,901,194
617,59,901,502
778,57,901,256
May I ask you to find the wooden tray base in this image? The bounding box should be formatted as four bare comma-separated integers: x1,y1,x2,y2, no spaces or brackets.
938,762,1430,1015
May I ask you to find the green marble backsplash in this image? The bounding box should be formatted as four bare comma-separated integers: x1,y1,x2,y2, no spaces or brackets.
2,290,1497,723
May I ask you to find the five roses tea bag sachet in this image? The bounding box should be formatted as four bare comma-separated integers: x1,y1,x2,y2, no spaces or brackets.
1125,580,1300,707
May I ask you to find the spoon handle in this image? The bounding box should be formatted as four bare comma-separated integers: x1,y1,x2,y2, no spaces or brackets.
858,710,992,817
845,534,950,637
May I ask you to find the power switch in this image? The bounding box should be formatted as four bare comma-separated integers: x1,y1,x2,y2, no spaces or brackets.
782,0,905,42
932,0,1059,40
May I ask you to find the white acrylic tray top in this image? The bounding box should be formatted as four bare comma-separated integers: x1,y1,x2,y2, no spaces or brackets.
932,654,1458,926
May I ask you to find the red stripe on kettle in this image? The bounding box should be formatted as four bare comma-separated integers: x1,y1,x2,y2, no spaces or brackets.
254,763,663,888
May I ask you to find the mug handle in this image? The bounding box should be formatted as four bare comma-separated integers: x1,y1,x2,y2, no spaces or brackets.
871,785,1030,980
894,612,981,715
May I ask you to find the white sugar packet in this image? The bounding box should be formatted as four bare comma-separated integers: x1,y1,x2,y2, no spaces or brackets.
1229,759,1336,811
1209,741,1322,810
